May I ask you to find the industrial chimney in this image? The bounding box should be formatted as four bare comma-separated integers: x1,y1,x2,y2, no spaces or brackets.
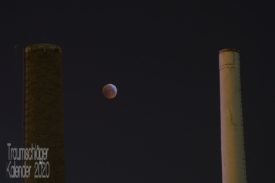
219,49,247,183
24,44,65,182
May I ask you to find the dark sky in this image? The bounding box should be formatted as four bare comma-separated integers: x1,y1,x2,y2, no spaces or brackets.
0,1,274,182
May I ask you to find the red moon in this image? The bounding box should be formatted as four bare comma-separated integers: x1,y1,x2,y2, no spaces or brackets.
102,84,117,99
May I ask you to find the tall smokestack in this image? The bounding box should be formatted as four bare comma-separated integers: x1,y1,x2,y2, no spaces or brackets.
24,44,65,182
219,49,247,183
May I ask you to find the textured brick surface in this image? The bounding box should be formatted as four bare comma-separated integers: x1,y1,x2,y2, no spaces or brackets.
24,44,65,183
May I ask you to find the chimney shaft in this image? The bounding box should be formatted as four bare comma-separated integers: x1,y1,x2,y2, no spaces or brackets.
219,49,247,183
24,44,65,182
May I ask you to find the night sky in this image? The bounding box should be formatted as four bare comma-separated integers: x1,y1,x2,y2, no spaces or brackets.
0,1,274,182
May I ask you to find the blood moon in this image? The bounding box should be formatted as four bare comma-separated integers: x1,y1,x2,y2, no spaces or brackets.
102,84,118,99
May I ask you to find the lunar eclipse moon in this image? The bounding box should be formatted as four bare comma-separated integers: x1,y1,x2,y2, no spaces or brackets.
102,83,118,99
